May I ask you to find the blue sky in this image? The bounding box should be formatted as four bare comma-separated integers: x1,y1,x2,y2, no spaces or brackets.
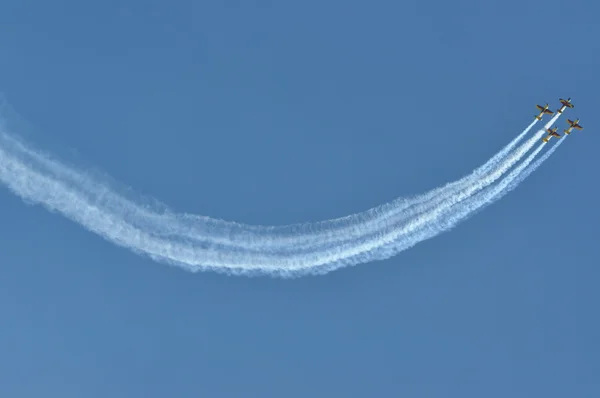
0,0,598,396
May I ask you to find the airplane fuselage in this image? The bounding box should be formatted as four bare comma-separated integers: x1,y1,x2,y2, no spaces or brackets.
542,133,560,143
557,99,573,113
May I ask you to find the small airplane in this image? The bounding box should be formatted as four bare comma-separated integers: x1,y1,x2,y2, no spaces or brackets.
564,118,584,135
535,103,554,120
557,97,574,113
542,126,561,143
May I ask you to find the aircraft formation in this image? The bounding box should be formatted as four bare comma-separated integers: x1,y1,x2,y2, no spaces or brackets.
535,98,584,143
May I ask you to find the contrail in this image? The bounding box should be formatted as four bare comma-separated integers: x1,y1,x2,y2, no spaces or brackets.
326,111,564,260
0,108,562,277
435,143,546,234
356,141,550,270
224,118,541,253
445,115,568,221
484,135,567,205
0,115,539,255
397,119,568,250
115,116,538,252
270,118,541,252
354,113,566,267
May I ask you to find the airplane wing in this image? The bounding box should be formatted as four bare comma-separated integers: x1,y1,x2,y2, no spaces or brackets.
544,109,554,114
574,124,583,130
536,105,544,111
560,99,574,108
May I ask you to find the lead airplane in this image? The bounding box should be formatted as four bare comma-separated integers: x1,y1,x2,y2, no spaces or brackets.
557,97,574,113
535,103,554,120
564,118,584,135
542,126,561,143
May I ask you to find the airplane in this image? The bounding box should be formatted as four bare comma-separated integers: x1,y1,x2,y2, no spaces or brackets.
542,126,561,143
557,97,574,113
535,103,554,120
564,118,584,135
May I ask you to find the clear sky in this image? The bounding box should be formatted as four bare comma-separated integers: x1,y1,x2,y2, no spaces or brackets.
0,0,598,396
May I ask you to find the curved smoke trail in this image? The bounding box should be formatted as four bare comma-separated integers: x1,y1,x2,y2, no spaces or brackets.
440,131,568,226
491,136,566,202
315,144,549,274
407,130,567,251
0,109,562,276
0,118,538,255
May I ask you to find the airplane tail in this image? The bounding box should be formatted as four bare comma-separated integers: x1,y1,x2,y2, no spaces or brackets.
564,130,571,135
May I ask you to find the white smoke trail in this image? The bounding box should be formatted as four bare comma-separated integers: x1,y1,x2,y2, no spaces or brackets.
0,116,538,254
0,109,561,277
484,135,566,204
339,139,553,272
436,143,546,232
0,131,543,276
264,119,541,252
278,111,565,273
443,113,567,218
442,117,568,222
242,118,540,254
383,123,569,260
